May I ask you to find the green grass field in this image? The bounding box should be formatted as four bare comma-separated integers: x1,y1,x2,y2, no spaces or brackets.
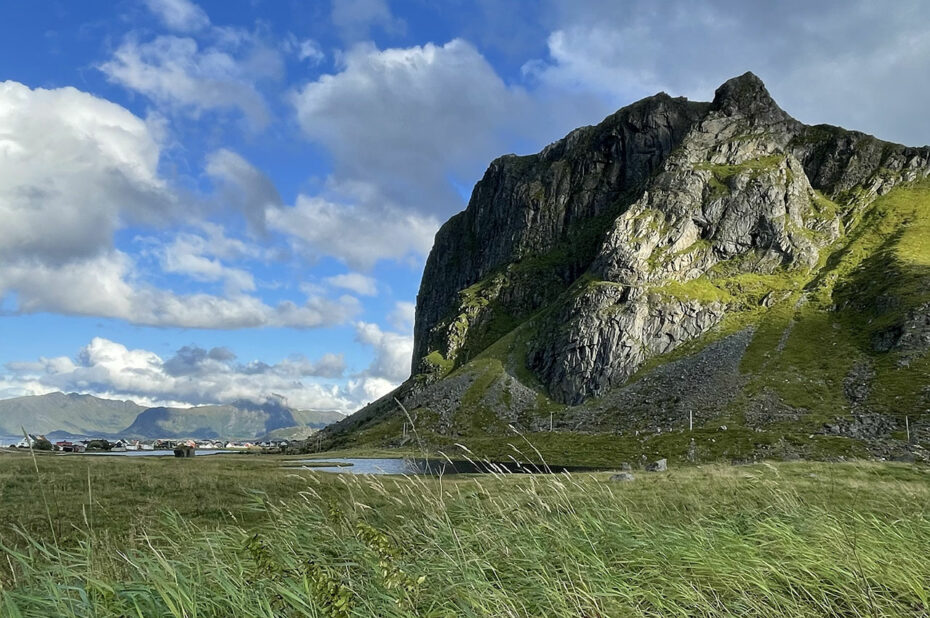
1,450,929,616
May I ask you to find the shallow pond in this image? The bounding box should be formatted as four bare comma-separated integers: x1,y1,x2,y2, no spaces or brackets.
285,457,596,475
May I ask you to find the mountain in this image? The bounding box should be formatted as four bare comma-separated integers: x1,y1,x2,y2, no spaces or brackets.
122,399,298,439
0,392,144,436
290,408,349,429
0,392,345,439
321,72,930,464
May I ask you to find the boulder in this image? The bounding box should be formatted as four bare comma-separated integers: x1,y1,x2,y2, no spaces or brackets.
645,458,667,472
609,472,635,482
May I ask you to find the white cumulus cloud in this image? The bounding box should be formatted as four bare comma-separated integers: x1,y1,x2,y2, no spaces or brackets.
100,33,280,130
143,0,211,32
3,337,355,411
330,0,405,41
205,148,281,234
0,80,173,263
268,194,437,269
0,250,361,329
324,272,378,296
387,301,416,332
0,81,360,330
532,0,930,146
2,327,413,412
292,39,529,219
284,35,325,64
283,39,547,266
344,321,413,406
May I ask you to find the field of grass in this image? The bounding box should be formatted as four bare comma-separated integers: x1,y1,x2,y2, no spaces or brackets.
1,449,930,616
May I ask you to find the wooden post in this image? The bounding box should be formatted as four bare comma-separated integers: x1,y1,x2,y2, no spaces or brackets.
906,415,910,443
550,410,553,432
689,410,693,432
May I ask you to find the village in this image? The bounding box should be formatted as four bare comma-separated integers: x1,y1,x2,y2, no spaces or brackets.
8,434,293,454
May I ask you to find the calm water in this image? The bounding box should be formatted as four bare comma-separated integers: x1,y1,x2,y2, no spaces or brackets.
286,457,592,475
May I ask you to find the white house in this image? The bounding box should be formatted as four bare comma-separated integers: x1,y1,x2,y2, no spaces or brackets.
15,434,43,448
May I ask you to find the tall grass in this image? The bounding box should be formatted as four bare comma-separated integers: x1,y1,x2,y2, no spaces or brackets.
1,458,929,616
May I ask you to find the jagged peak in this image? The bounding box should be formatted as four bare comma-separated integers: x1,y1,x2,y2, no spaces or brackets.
711,71,786,118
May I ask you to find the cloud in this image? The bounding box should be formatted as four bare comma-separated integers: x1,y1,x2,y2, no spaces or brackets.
163,345,233,376
205,149,281,234
285,39,570,265
268,194,437,269
3,337,354,411
0,81,367,330
387,301,415,332
0,249,361,329
143,0,210,32
284,35,325,65
330,0,405,41
343,321,413,405
353,321,412,383
523,25,670,104
292,40,530,217
283,37,615,268
0,80,173,263
0,329,413,412
531,0,930,146
155,228,258,294
100,33,280,129
324,272,378,296
162,345,345,379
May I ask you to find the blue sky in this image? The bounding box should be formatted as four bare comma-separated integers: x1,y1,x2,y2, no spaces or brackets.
1,0,929,413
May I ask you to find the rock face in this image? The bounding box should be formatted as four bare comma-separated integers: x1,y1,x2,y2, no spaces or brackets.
412,72,930,405
413,93,710,373
322,73,930,463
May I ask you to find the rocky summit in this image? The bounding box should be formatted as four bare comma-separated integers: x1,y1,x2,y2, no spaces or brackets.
322,72,930,464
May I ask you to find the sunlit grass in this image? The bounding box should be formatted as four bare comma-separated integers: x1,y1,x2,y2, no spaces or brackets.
1,451,929,616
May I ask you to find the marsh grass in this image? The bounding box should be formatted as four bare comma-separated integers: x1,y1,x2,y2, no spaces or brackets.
1,451,929,616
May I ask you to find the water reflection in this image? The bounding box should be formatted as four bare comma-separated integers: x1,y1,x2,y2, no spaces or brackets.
285,457,594,475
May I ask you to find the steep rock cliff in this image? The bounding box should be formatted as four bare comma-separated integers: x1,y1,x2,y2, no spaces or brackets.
413,93,709,372
415,73,929,405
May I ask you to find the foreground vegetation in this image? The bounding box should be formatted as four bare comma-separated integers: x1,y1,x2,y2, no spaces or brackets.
1,450,929,616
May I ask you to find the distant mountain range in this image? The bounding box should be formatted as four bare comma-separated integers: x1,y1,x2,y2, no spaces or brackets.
0,392,344,439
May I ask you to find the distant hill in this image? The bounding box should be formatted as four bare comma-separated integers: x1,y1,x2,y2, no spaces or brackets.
261,410,346,441
0,392,345,439
263,426,318,441
123,399,299,439
291,408,346,429
0,392,144,436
